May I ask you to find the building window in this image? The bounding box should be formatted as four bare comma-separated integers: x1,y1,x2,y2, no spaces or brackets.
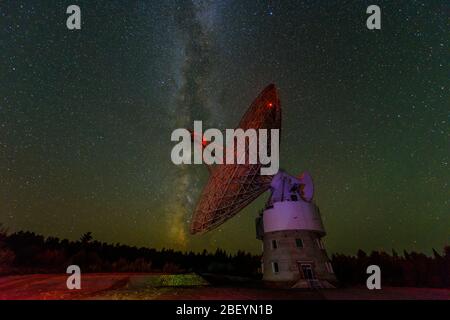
271,239,278,249
316,238,325,249
295,238,303,248
272,262,279,273
325,262,334,274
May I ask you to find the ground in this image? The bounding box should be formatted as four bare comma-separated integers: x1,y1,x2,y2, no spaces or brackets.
0,273,448,300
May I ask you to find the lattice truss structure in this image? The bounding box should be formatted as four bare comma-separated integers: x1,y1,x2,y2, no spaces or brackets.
190,84,282,234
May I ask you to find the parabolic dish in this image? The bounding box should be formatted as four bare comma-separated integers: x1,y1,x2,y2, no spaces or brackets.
190,84,281,234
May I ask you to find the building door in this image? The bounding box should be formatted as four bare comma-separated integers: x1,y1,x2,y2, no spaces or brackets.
301,264,315,280
298,263,320,288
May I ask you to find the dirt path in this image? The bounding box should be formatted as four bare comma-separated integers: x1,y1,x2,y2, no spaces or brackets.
0,274,448,300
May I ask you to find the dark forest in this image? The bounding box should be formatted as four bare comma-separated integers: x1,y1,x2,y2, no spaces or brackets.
1,224,448,288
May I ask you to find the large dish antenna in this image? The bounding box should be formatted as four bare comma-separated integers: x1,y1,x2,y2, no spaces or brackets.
190,84,281,234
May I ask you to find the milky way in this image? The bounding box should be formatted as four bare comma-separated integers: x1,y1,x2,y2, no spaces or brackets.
165,0,220,248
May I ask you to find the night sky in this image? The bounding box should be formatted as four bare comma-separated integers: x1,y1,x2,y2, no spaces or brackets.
1,1,448,255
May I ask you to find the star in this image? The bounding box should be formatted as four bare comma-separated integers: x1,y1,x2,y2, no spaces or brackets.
0,0,447,255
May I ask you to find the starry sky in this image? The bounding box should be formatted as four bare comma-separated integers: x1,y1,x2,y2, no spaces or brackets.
1,0,448,255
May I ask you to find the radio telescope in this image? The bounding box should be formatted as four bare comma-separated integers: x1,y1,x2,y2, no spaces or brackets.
190,84,336,288
190,84,281,234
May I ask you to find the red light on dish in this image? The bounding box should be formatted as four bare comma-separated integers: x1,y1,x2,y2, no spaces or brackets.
191,131,207,147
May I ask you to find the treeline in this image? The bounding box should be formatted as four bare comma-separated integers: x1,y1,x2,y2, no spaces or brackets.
1,225,449,288
331,248,450,288
0,226,260,277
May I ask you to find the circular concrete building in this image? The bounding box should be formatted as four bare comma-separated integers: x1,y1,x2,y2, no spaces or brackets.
255,171,336,288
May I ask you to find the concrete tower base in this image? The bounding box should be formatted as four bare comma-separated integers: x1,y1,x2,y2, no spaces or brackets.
255,171,337,289
261,230,336,288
